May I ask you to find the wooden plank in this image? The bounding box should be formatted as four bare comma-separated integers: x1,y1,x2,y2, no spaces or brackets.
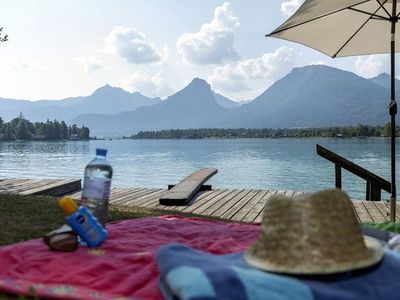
109,188,143,204
156,190,223,212
372,201,389,221
362,201,388,223
351,201,371,223
111,189,158,205
70,188,141,204
159,168,217,205
0,178,32,187
169,190,222,213
126,189,165,207
292,191,305,197
113,189,166,208
231,190,269,222
242,190,277,223
221,189,260,220
119,189,166,207
205,189,251,217
39,179,82,196
3,179,59,193
191,189,240,215
28,179,67,192
19,179,81,196
384,202,400,222
177,190,227,212
177,189,229,213
137,192,175,209
0,179,47,192
349,200,361,223
254,190,286,223
0,178,31,185
283,190,296,197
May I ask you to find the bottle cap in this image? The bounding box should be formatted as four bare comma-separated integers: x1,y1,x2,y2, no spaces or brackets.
96,148,107,157
59,196,79,215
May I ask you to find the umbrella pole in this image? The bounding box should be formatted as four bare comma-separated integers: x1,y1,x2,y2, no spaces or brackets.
390,2,398,222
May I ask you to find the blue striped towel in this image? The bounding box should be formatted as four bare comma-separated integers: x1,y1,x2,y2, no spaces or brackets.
157,243,400,300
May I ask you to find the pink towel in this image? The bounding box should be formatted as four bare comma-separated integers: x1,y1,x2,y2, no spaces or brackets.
0,215,259,300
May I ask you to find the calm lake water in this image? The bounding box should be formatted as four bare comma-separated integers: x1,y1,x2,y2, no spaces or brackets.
0,138,398,200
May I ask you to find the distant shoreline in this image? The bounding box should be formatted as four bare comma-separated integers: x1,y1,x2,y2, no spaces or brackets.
123,125,399,140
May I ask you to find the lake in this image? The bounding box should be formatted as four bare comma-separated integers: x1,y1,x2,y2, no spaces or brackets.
0,138,397,200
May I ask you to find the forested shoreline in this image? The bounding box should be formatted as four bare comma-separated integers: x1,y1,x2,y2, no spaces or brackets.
127,124,399,139
0,114,90,141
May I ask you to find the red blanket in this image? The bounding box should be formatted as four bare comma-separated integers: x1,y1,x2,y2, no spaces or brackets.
0,216,260,299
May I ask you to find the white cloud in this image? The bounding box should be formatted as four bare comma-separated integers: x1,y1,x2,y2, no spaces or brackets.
104,26,166,64
176,2,240,65
75,55,102,76
354,55,389,78
119,70,173,98
310,60,326,65
281,0,303,16
208,46,296,99
13,60,48,71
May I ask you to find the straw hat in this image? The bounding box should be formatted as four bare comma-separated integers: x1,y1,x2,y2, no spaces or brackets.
245,189,383,275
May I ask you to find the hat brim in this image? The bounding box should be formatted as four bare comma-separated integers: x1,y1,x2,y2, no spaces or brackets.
244,236,384,275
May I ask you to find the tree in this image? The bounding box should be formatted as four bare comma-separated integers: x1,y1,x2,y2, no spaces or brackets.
383,122,391,137
80,125,90,140
15,119,30,140
71,124,78,134
60,121,68,139
0,27,8,44
53,120,61,140
2,123,15,140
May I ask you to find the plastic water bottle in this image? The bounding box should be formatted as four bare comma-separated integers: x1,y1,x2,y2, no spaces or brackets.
80,148,113,227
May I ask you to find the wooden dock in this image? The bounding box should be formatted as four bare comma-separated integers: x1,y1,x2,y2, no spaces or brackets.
68,187,396,224
0,178,395,224
0,178,82,196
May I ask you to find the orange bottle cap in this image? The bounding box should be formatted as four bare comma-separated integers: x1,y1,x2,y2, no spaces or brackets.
59,196,79,215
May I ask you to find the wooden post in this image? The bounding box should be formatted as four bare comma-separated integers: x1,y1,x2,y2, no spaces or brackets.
370,184,381,201
335,164,342,189
366,182,370,200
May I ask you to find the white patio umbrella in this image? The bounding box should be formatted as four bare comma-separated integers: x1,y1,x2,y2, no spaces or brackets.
268,0,399,221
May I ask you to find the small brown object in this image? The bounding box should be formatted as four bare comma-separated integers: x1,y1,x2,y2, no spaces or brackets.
43,224,78,252
245,189,383,275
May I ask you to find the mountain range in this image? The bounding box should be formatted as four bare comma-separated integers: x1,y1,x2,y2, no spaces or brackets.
0,65,396,136
0,85,161,122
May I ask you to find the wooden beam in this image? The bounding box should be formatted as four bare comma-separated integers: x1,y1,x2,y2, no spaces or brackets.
316,144,391,193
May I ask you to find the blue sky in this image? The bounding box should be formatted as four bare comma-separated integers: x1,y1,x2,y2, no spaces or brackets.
0,0,392,101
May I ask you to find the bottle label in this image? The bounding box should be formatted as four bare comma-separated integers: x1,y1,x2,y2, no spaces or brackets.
82,177,111,200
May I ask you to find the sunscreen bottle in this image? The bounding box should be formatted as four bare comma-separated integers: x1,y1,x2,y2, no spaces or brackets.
59,196,107,247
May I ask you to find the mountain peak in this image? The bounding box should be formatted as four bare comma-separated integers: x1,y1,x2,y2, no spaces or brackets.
369,72,397,90
372,72,390,79
92,84,128,97
186,78,211,90
290,64,351,76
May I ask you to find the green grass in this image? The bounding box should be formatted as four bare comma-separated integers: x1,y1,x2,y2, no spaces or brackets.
365,222,400,233
0,194,204,246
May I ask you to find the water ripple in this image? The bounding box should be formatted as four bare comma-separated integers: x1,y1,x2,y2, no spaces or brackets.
0,138,398,200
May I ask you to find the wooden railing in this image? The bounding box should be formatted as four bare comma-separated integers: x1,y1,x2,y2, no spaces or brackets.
316,144,391,201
